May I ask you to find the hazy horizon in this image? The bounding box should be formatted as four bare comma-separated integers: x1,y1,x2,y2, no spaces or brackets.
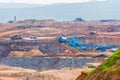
0,0,120,23
0,0,106,4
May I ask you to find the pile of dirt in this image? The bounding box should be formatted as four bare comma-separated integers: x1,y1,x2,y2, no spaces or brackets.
8,48,46,57
61,43,79,54
76,49,120,80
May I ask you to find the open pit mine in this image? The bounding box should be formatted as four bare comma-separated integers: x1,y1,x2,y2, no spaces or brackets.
0,19,119,80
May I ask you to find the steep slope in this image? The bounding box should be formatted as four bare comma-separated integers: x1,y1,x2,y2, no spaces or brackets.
76,49,120,80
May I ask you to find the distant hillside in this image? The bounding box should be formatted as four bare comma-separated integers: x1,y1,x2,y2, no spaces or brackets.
0,0,120,22
0,3,44,8
76,49,120,80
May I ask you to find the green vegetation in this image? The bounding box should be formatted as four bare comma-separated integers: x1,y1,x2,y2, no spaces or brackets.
84,69,96,80
36,70,42,72
84,69,94,76
88,66,96,69
100,49,120,72
38,78,43,80
110,65,120,72
80,49,120,80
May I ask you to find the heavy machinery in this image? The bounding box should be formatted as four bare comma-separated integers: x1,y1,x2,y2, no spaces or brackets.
57,36,119,52
11,34,22,40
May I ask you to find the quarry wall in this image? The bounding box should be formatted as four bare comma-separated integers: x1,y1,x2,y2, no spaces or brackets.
0,37,119,57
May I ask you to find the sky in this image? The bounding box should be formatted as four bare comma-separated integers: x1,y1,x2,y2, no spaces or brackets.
0,0,106,4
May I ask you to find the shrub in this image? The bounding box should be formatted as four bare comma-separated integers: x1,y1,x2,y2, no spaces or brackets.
38,78,43,80
88,65,96,68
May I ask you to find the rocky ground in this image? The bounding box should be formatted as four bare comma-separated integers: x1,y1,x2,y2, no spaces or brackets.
0,57,96,70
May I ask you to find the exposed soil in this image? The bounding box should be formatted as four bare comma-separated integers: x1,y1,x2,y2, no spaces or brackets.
0,20,119,80
0,65,86,80
8,48,46,57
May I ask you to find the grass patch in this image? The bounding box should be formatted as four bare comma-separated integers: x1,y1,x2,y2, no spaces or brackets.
109,65,120,72
84,69,95,80
36,70,42,72
84,70,93,74
84,49,120,80
111,67,120,72
100,49,120,72
38,78,43,80
88,66,96,68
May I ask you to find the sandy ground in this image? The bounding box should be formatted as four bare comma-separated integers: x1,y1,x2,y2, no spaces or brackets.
40,68,84,80
0,65,86,80
0,30,23,37
0,65,36,80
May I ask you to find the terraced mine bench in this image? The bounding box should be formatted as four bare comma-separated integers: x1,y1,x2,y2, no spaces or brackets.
0,57,96,70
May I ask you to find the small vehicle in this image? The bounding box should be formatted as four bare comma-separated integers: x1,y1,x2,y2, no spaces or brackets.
11,34,22,40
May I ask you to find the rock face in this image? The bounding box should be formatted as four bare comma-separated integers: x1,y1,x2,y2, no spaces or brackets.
0,37,119,57
0,57,96,70
0,40,80,57
0,43,11,57
76,49,120,80
0,40,66,57
38,41,65,54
